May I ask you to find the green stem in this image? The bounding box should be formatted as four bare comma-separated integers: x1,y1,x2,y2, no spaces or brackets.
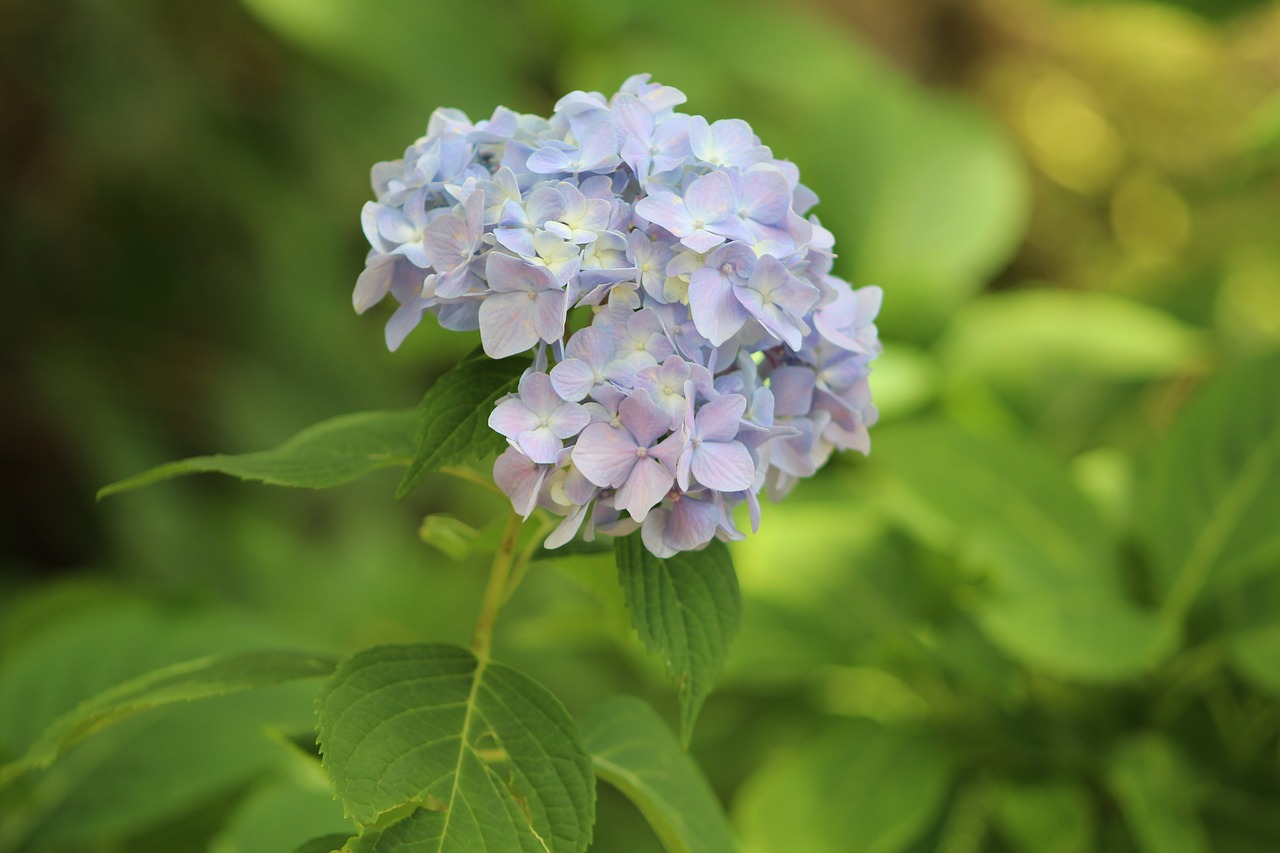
503,514,556,605
470,511,525,662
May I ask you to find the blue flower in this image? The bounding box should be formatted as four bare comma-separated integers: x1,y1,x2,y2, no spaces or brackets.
353,75,884,555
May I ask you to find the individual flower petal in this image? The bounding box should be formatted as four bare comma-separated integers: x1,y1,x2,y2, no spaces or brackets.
494,448,548,519
573,421,640,488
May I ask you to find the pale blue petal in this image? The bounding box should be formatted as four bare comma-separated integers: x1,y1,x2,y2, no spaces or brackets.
573,422,638,488
690,440,754,491
478,291,542,358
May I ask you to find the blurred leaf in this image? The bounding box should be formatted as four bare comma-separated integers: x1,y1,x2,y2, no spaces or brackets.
98,410,419,498
875,421,1172,679
316,644,594,850
992,780,1095,853
977,588,1174,681
578,696,736,853
294,836,349,853
868,345,938,420
1,650,334,786
238,0,529,111
939,289,1206,386
396,355,526,499
3,685,320,851
735,721,950,853
213,769,352,853
0,598,321,849
0,598,304,755
614,536,740,746
1135,353,1280,617
1107,734,1209,853
1225,575,1280,698
847,97,1028,340
1229,624,1280,698
418,514,488,561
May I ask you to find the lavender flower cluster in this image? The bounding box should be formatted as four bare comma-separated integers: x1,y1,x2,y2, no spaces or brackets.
355,75,882,556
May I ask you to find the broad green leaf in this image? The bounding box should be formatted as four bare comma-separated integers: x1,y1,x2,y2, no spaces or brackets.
1135,354,1280,617
0,650,334,785
578,696,736,853
614,535,741,745
316,644,594,852
396,355,527,499
939,290,1206,386
874,421,1171,680
1107,734,1208,853
98,409,418,498
992,780,1095,853
735,721,950,853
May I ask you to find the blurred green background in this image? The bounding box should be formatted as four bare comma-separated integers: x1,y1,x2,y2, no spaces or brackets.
3,0,1279,850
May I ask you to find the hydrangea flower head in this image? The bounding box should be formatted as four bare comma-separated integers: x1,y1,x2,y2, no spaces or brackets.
355,75,883,556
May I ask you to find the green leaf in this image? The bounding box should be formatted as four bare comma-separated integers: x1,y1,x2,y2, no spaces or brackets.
294,836,349,853
0,599,325,849
734,721,951,853
98,409,419,498
578,696,735,853
212,767,352,853
614,535,741,746
874,421,1172,680
1224,575,1280,698
1,650,335,786
992,780,1095,853
396,355,527,499
1135,353,1280,618
316,644,594,852
3,685,321,851
1107,734,1208,853
239,0,529,110
845,96,1028,340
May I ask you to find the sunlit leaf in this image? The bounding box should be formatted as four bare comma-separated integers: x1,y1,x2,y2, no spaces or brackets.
1136,353,1280,617
316,644,594,852
735,721,951,853
1107,734,1209,853
939,289,1206,386
395,355,526,499
97,410,419,498
614,536,740,746
578,696,735,853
